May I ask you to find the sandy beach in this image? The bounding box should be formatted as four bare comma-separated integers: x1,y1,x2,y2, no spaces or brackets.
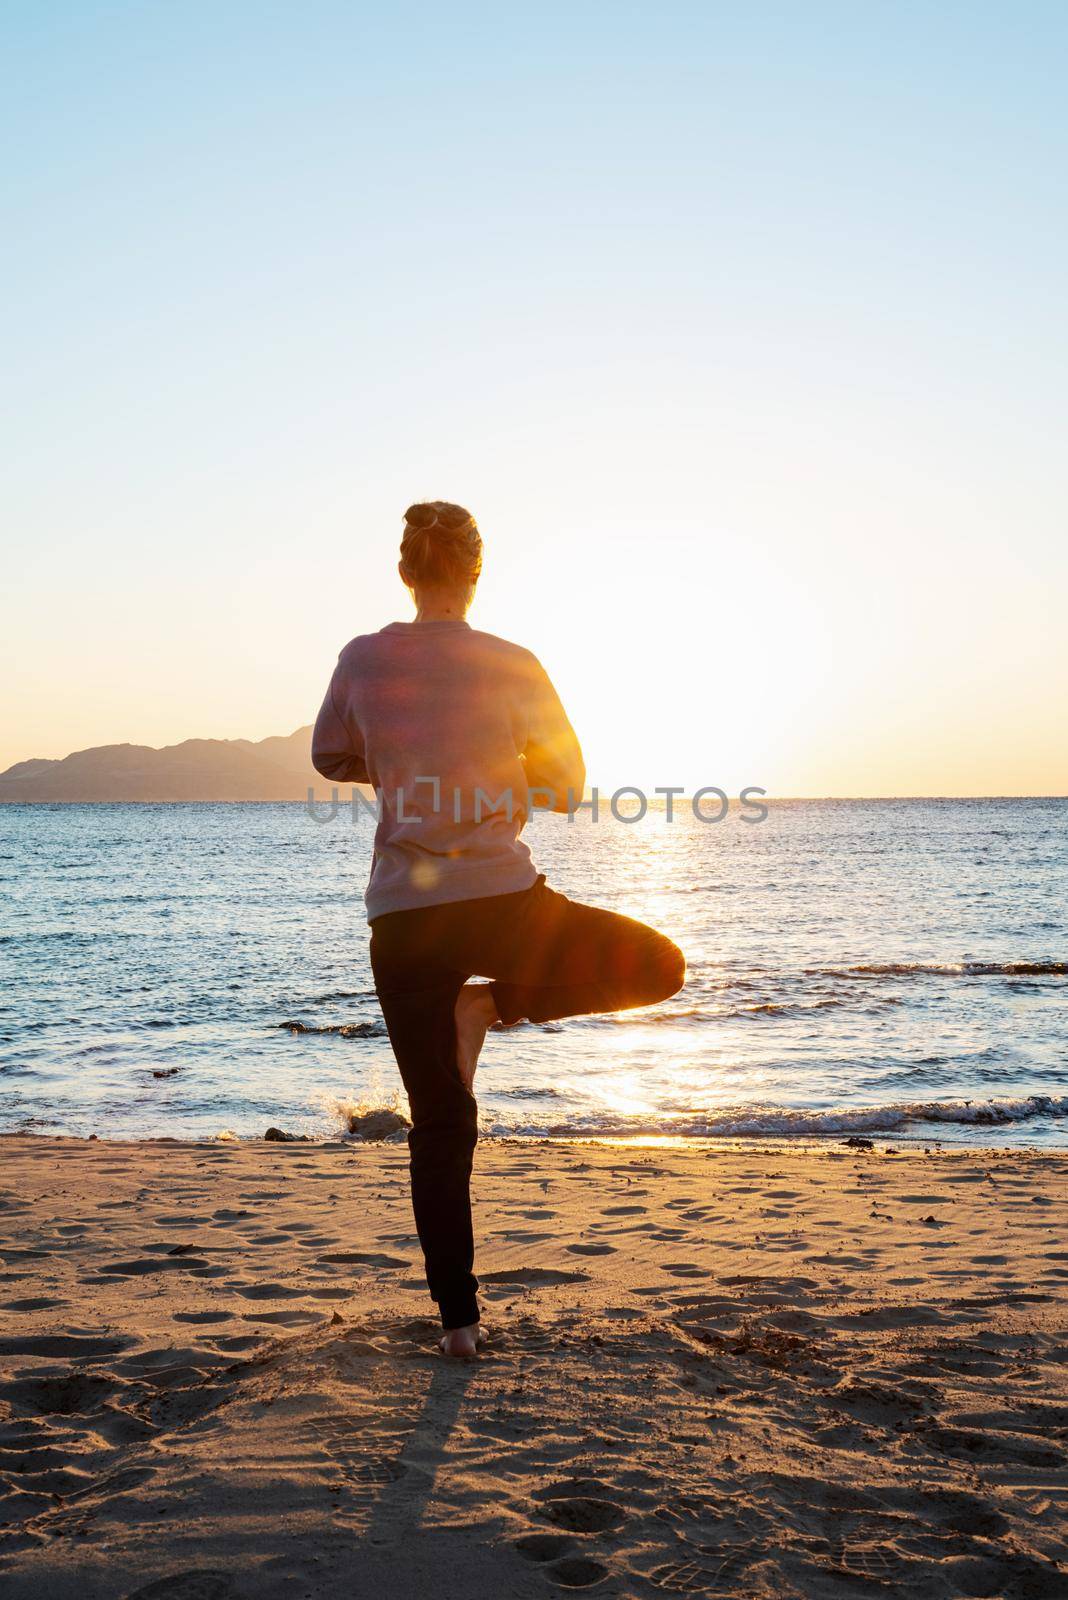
0,1134,1065,1599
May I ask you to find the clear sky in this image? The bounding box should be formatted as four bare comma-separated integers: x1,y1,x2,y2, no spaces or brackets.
2,2,1066,795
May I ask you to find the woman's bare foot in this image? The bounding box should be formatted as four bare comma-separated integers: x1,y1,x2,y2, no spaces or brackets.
453,982,498,1091
439,1322,484,1357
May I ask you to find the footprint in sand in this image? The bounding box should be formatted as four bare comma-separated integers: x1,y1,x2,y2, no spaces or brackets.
316,1250,409,1267
514,1533,576,1562
534,1482,627,1534
565,1243,617,1256
940,1551,1066,1596
891,1485,1008,1538
241,1309,326,1327
546,1555,610,1588
233,1282,306,1300
516,1479,624,1588
481,1267,588,1286
3,1369,119,1414
102,1257,212,1276
821,1542,909,1585
918,1424,1064,1469
304,1414,407,1503
539,1499,624,1534
686,1539,760,1584
0,1333,132,1360
118,1344,221,1376
825,1377,932,1428
125,1573,235,1600
650,1556,752,1593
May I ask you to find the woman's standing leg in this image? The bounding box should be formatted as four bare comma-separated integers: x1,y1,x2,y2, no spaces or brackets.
369,919,480,1335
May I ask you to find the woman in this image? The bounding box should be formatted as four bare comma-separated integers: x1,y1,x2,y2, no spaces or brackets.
312,502,686,1356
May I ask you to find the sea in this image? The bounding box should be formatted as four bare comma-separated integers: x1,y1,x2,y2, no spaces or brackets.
2,798,1067,1147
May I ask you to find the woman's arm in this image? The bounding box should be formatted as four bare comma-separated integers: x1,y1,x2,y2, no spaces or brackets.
311,665,370,784
523,660,585,811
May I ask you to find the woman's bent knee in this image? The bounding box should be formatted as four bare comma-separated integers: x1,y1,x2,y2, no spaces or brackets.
653,937,686,1002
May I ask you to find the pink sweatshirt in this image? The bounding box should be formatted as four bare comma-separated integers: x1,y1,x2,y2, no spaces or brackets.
312,620,584,919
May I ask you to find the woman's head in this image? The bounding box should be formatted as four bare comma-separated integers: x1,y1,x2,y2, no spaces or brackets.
399,501,482,614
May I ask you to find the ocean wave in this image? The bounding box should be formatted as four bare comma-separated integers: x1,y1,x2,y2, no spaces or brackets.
809,961,1068,980
584,1005,710,1026
729,997,850,1017
496,1086,564,1100
277,1019,384,1040
486,1094,1068,1141
303,989,378,1005
328,1092,407,1135
582,995,894,1024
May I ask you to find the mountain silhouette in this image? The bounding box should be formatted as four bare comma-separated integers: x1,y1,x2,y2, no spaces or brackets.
0,727,356,802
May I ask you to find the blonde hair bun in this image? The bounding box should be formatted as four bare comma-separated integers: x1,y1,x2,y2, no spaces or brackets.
400,501,482,587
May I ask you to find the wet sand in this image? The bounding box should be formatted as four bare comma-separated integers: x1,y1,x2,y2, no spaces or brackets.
1,1134,1066,1598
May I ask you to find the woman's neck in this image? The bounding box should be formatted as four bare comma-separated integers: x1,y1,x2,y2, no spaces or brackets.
413,590,469,623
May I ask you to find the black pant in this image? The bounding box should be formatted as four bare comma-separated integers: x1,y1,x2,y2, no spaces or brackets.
369,875,686,1329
